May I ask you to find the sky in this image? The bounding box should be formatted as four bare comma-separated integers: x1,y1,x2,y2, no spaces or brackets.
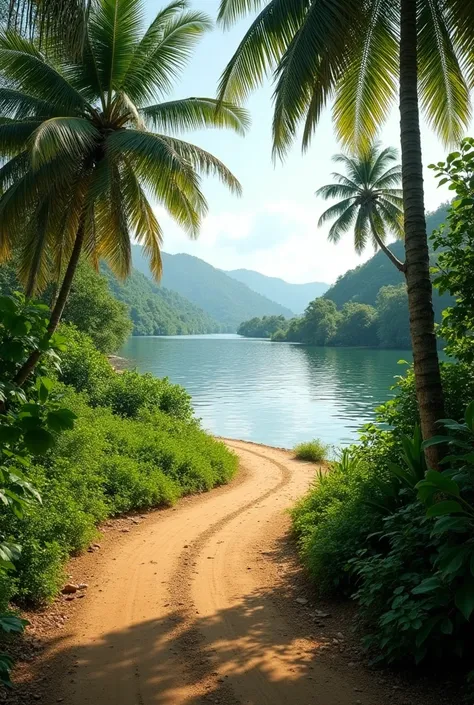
144,0,463,285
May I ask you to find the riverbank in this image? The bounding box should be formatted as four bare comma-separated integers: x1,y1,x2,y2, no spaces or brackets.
4,441,456,705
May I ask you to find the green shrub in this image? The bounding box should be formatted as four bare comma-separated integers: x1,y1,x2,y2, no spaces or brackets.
293,439,328,462
54,325,193,421
292,450,382,594
1,385,237,605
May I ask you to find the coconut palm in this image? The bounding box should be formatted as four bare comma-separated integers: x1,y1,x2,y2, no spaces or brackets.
216,0,474,454
317,145,404,271
0,0,249,386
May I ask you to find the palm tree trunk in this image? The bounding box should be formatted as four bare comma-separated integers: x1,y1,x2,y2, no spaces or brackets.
368,214,406,272
399,0,444,466
13,219,85,388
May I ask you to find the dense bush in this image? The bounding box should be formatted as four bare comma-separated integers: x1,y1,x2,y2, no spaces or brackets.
0,295,77,684
292,450,381,594
0,385,237,605
53,325,193,420
293,361,474,671
293,440,328,463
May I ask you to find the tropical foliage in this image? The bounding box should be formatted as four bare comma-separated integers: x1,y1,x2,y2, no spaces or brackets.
237,314,287,338
292,364,474,670
430,138,474,364
0,294,76,685
316,145,404,270
0,0,247,385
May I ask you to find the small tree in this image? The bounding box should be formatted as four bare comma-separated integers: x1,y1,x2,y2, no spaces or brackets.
316,145,404,271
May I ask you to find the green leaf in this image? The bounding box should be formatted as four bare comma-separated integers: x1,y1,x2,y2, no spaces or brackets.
426,501,464,517
440,617,453,635
421,470,460,496
46,408,76,432
432,515,470,535
0,614,28,634
23,427,55,455
455,578,474,620
412,576,442,595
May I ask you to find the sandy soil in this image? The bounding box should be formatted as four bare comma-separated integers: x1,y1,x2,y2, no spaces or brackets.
5,440,457,705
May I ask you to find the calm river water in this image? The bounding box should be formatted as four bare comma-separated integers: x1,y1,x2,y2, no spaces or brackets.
120,335,412,449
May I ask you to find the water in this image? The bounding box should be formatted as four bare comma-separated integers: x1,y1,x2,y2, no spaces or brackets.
120,335,412,449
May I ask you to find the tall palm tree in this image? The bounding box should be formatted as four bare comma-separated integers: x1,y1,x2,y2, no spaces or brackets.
216,0,474,456
317,145,404,271
0,0,249,386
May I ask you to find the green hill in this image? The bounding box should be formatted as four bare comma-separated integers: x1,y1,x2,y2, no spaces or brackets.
103,266,221,336
324,204,450,308
226,269,328,314
132,247,293,330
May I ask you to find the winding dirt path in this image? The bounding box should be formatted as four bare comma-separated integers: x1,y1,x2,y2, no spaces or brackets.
32,441,448,705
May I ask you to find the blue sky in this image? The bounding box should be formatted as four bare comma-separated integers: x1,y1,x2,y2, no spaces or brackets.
144,0,459,284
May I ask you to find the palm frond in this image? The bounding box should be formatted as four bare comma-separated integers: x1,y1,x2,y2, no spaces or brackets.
18,200,53,295
0,119,41,157
120,164,163,279
141,97,250,135
368,144,399,182
377,198,404,238
0,150,29,193
158,135,242,196
88,0,143,102
272,0,362,158
217,0,305,105
217,0,268,29
333,0,398,151
318,197,356,228
30,117,100,170
418,0,471,146
326,202,357,243
315,183,357,200
106,129,205,235
353,204,371,253
373,164,402,188
121,5,212,104
0,87,60,119
0,31,89,112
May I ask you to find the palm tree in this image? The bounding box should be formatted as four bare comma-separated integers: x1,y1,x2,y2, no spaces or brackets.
316,145,404,271
0,0,249,386
216,0,474,455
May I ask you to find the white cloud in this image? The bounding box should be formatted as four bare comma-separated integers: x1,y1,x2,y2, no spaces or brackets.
156,199,374,284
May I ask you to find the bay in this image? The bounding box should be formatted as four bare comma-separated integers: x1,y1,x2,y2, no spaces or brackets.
120,334,412,449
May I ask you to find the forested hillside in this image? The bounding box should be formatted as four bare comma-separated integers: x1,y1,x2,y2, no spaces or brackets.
132,247,293,330
226,269,328,313
102,266,221,336
324,204,450,307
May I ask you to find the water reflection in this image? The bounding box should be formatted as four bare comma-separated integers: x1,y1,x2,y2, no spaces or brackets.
120,335,411,448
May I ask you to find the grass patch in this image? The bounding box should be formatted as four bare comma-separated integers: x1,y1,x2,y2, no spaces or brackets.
293,439,328,463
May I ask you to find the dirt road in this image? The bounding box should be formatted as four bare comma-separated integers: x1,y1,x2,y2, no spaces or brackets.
33,441,442,705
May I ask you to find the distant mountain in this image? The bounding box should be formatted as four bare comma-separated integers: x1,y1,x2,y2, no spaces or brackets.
226,269,329,314
103,266,221,336
324,204,450,308
131,247,293,330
